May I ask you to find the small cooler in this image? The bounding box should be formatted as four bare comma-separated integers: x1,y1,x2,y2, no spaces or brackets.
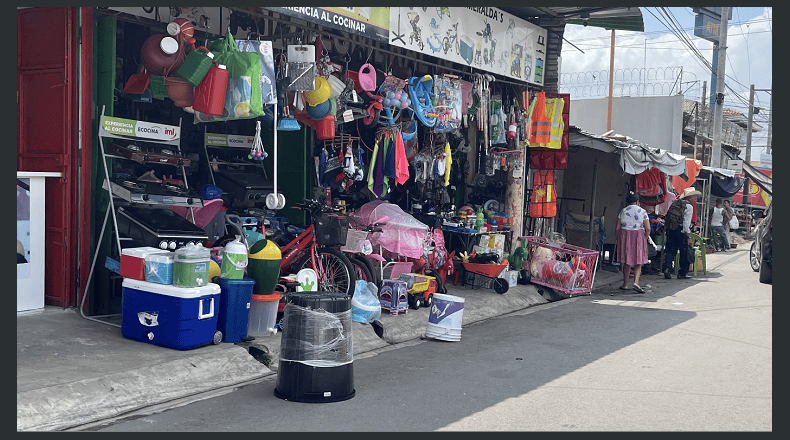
122,278,222,350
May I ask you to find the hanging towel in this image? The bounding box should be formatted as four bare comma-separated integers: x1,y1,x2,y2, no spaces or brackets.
443,141,452,187
383,135,396,179
368,139,380,196
394,130,410,186
374,139,385,195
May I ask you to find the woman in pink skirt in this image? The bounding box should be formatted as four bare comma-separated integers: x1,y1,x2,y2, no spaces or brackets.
616,192,651,293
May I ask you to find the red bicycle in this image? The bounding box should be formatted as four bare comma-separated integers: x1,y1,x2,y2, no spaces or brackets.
278,199,357,296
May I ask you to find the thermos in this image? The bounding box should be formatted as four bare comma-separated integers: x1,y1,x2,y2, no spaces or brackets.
193,62,228,116
141,34,185,76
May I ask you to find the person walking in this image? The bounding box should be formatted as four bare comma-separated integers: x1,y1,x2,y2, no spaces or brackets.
662,187,697,279
710,198,731,252
616,192,651,293
723,199,736,247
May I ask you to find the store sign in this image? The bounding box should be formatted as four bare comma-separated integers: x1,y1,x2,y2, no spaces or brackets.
269,7,390,42
205,133,255,148
388,7,547,85
100,116,180,141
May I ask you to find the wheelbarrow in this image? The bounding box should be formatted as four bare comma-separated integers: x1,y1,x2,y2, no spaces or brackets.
461,262,509,294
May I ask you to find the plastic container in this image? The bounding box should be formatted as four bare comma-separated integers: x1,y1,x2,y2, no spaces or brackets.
145,252,175,285
164,76,194,108
121,247,171,281
220,236,248,280
121,278,221,350
214,277,255,343
425,293,465,342
247,292,282,337
247,239,281,294
274,292,355,403
173,244,211,288
176,46,214,86
141,34,185,76
193,62,228,116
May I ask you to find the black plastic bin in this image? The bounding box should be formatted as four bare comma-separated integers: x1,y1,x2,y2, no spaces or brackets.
274,292,355,403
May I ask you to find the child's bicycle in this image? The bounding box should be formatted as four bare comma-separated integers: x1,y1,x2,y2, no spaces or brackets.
277,198,357,296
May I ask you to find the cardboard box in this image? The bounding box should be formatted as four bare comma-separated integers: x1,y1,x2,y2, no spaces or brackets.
500,269,519,287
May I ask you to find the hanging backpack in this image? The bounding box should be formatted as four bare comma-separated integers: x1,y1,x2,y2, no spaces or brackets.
664,199,688,231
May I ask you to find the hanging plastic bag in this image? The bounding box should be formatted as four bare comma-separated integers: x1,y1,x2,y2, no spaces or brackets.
235,40,278,105
490,97,507,145
194,32,264,123
351,280,381,324
433,75,462,133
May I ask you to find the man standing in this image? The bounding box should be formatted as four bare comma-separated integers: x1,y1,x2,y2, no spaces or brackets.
662,187,698,279
710,198,732,252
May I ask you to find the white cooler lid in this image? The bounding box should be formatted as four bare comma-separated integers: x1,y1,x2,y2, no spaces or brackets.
122,247,171,259
123,278,221,298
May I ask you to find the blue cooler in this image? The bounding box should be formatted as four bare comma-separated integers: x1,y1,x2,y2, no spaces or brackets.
121,278,222,350
213,277,255,343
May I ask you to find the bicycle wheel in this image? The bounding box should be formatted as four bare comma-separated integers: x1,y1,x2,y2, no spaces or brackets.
349,256,375,291
355,255,381,288
295,247,357,296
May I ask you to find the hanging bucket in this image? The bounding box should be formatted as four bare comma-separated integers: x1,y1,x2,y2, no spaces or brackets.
425,293,465,342
314,115,336,140
164,76,194,108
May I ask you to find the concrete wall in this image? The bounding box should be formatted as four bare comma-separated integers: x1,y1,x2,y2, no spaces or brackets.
559,146,632,247
569,95,685,154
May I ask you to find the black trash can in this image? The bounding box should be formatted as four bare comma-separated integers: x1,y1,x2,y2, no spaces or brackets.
274,292,355,403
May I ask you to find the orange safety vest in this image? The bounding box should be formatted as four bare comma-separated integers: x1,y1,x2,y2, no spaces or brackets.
529,170,557,218
528,92,552,145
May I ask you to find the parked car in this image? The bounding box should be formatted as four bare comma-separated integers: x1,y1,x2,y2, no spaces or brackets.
749,202,772,284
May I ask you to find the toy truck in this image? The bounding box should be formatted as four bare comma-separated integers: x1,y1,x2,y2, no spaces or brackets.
398,273,438,310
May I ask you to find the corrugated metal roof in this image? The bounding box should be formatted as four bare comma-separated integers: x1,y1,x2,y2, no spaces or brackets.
499,7,644,32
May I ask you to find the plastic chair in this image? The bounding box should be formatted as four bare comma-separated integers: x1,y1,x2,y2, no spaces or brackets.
675,232,706,275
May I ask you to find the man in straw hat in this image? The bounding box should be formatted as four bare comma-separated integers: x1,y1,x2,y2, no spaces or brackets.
662,187,699,279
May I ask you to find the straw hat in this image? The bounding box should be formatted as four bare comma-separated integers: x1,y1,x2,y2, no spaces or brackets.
304,76,331,106
679,187,702,199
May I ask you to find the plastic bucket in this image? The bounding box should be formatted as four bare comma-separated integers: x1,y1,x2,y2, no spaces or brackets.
247,292,282,337
425,293,465,342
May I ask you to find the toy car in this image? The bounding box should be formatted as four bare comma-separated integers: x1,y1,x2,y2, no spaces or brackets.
398,273,438,310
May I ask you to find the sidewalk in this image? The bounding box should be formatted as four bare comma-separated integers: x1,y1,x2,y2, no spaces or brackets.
17,268,624,431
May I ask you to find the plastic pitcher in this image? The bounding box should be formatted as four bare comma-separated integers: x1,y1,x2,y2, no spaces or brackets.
193,62,228,116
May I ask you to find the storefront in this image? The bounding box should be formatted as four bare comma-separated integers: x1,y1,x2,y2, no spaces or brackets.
18,6,645,315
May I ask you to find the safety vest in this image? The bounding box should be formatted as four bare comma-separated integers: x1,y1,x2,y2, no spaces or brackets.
529,170,557,218
528,92,564,149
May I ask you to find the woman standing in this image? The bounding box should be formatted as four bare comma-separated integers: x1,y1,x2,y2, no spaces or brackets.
616,192,652,293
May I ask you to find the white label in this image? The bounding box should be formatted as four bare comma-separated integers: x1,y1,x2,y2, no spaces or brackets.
351,90,358,102
323,392,332,397
343,109,354,122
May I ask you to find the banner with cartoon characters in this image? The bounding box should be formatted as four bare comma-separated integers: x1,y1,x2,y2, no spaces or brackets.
388,7,548,86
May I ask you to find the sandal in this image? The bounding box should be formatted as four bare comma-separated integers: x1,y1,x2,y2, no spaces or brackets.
632,285,645,294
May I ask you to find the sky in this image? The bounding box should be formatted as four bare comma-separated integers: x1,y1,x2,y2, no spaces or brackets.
558,7,772,162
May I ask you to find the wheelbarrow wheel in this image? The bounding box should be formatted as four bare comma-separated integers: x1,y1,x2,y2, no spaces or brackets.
493,278,509,294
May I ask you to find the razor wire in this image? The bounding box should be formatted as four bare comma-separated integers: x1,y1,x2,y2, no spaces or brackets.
559,67,701,101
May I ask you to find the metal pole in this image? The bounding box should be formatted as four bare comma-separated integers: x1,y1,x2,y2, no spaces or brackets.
588,152,598,250
766,88,772,154
699,81,707,164
710,7,729,168
607,29,615,132
742,85,754,206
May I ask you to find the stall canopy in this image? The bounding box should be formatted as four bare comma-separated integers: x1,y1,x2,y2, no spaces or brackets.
723,149,772,195
568,126,687,176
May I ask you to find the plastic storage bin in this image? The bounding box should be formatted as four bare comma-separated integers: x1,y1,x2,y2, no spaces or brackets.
213,277,255,343
121,278,222,350
274,292,355,403
247,292,282,337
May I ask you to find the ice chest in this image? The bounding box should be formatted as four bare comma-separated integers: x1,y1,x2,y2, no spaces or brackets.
121,278,222,350
121,247,171,281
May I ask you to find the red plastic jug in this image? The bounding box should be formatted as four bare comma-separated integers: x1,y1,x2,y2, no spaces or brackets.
193,62,228,116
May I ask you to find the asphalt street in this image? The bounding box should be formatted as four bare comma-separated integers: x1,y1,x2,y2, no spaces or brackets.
90,249,772,431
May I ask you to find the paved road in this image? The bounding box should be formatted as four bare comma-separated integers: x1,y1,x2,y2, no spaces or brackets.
91,248,772,431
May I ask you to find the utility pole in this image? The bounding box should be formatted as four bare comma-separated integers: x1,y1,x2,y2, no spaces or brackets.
710,6,729,168
742,84,754,206
607,29,615,132
696,80,707,163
